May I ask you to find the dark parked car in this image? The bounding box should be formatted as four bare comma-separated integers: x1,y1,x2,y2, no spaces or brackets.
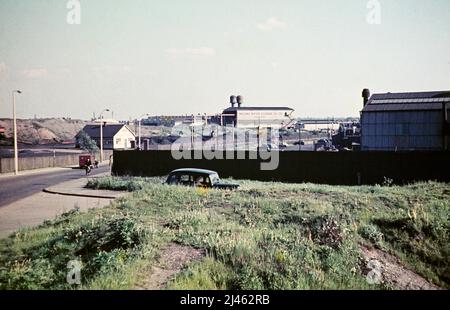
164,168,239,190
314,139,334,151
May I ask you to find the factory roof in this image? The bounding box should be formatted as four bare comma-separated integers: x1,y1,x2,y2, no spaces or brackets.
363,91,450,112
223,106,294,113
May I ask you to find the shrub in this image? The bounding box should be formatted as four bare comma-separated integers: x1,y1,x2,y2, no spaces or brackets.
0,215,148,289
359,224,384,246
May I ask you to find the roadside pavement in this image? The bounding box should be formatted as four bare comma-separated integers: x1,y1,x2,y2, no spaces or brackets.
0,161,112,180
0,175,126,239
0,165,79,179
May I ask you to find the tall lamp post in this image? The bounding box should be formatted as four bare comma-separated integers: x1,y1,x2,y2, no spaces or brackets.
137,114,149,150
12,90,22,175
99,108,110,162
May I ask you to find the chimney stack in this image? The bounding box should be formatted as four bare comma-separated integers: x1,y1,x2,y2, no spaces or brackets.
362,89,371,108
237,95,243,108
230,95,237,108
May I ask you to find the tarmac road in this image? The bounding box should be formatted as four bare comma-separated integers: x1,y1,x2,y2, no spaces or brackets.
0,165,110,207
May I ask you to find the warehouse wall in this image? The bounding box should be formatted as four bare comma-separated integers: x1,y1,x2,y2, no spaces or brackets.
112,150,450,185
361,111,443,151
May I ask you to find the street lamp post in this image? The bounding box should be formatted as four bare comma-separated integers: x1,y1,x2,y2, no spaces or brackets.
12,90,22,175
137,114,149,150
99,109,110,162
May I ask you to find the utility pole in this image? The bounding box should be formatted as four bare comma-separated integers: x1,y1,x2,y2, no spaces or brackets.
299,126,302,151
138,120,141,149
12,90,22,175
136,114,149,150
99,108,110,162
100,115,104,162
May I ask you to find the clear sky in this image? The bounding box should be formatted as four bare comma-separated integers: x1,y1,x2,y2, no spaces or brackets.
0,0,449,120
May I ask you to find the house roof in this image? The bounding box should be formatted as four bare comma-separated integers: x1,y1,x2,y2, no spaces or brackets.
363,91,450,112
79,124,134,138
223,106,294,113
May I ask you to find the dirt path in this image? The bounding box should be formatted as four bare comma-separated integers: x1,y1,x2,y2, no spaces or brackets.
136,243,205,290
360,245,441,290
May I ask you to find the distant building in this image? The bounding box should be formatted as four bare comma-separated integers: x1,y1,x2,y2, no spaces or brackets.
76,124,135,150
220,95,295,129
361,89,450,151
141,115,208,127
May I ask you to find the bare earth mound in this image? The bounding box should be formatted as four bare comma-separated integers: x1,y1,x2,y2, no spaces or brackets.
0,118,88,144
360,245,441,290
136,243,205,290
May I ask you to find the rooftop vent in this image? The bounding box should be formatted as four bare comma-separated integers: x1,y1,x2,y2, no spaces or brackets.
362,89,371,107
230,95,237,107
237,95,243,108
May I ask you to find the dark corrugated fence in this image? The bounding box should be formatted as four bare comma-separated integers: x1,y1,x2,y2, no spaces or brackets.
112,150,450,185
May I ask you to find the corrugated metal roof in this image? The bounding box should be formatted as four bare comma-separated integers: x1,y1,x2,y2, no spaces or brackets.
370,91,450,100
363,103,445,112
371,98,450,104
363,90,450,112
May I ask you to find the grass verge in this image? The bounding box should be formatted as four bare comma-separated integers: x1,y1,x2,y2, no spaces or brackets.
1,177,448,289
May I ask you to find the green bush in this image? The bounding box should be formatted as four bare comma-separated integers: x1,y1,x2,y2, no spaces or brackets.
359,224,384,246
0,214,148,289
86,177,161,192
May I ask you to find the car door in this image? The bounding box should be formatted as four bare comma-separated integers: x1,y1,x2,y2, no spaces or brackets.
194,175,211,188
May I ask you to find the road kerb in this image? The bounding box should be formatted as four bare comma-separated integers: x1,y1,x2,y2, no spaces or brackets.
42,188,119,200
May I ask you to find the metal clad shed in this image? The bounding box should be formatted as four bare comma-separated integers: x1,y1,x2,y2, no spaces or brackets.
361,90,450,151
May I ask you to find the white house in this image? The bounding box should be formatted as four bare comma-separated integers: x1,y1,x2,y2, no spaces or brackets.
77,124,136,150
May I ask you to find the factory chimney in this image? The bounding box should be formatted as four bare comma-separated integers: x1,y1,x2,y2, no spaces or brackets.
237,95,243,108
362,89,371,108
230,95,237,108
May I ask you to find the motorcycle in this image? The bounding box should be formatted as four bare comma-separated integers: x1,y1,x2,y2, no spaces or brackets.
85,164,93,175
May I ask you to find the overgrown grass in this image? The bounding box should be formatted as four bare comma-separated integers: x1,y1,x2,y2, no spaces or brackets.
1,177,448,289
86,176,161,192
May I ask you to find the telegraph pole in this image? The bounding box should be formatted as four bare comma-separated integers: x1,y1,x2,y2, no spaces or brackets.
12,90,22,175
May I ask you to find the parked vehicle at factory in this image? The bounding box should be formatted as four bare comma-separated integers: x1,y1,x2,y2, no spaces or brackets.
332,122,361,150
293,140,305,146
259,143,279,151
164,168,239,190
314,139,333,151
279,142,289,149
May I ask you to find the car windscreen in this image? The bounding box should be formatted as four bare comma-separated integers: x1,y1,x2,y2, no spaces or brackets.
210,173,220,184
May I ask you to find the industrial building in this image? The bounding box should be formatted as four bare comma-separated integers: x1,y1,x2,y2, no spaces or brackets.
221,95,295,129
360,89,450,151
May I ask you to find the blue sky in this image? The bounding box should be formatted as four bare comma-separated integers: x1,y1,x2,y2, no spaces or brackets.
0,0,449,120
